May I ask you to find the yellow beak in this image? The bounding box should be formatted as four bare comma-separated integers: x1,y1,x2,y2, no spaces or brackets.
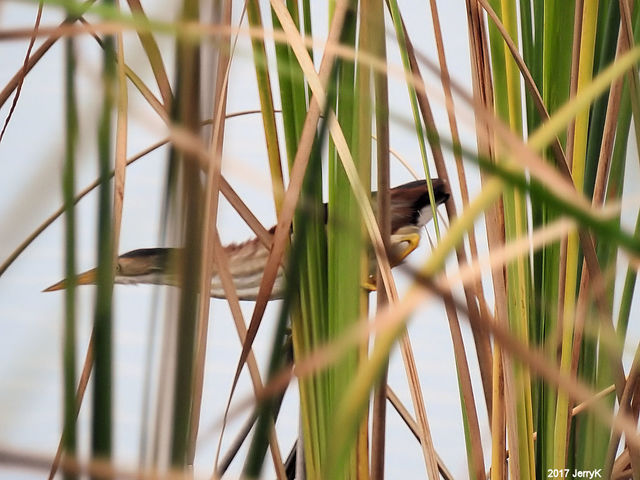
43,268,97,292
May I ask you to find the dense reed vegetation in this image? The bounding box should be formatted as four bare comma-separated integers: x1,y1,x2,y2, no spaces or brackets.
2,1,640,479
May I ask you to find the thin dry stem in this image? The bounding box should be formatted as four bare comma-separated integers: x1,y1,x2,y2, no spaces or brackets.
386,387,454,480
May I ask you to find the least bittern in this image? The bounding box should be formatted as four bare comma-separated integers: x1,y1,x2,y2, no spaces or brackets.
44,179,450,300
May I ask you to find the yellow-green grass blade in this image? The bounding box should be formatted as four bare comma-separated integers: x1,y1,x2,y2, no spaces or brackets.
243,76,337,478
246,0,285,212
268,3,319,476
125,0,173,109
518,0,543,133
326,3,363,478
486,1,534,478
555,2,600,472
270,0,306,168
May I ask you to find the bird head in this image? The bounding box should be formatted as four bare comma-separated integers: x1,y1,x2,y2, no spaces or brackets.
43,248,180,292
388,178,450,233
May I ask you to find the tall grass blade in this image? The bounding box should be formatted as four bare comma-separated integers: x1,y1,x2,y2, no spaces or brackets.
536,2,574,470
91,0,116,472
246,0,285,211
243,84,334,480
371,0,390,476
555,3,600,471
168,0,203,468
487,1,535,478
62,30,78,480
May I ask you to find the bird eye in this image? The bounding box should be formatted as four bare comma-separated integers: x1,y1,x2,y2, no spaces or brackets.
115,263,121,273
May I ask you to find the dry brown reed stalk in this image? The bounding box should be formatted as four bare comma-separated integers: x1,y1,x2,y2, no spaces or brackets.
190,0,231,468
194,3,284,477
571,384,617,416
394,5,490,478
397,333,440,479
427,0,495,381
124,0,173,108
0,0,96,108
371,0,392,475
606,335,640,472
413,10,521,469
48,331,95,480
397,12,493,441
3,444,218,480
112,8,128,265
0,2,43,144
379,133,470,478
612,448,632,480
72,16,169,121
386,386,454,480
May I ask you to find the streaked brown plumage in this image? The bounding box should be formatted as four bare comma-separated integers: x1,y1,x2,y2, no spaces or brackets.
44,179,450,300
